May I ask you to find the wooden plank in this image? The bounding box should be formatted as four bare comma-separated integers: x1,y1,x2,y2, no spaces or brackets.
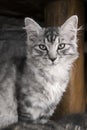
44,0,86,119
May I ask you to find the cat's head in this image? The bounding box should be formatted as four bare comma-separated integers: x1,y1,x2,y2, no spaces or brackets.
24,16,79,67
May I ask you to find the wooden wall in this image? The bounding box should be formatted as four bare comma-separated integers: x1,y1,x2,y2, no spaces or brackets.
44,0,86,119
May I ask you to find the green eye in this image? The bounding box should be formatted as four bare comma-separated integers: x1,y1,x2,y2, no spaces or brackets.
39,44,47,50
58,43,65,50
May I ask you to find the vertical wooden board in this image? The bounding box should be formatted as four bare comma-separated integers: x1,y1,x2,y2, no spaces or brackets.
44,0,86,119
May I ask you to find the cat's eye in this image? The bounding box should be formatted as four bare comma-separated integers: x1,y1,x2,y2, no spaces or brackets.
58,43,65,50
39,44,47,50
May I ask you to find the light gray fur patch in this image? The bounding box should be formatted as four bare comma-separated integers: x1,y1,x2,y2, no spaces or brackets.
0,62,18,129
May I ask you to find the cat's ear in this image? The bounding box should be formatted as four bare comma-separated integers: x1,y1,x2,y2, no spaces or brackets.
61,15,78,40
25,17,41,30
61,15,78,29
24,17,42,41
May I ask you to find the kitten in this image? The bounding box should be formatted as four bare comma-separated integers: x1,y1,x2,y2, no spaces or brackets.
17,15,79,124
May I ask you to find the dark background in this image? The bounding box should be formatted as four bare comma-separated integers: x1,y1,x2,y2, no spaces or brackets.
0,0,86,39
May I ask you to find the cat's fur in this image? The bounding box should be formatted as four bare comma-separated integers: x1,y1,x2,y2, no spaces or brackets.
2,123,86,130
0,61,18,128
17,15,79,124
2,113,87,130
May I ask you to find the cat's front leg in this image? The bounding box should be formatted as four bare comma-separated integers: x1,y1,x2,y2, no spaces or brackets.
18,99,56,124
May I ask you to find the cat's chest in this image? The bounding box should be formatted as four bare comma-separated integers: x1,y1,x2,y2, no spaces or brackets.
32,65,69,101
34,65,68,85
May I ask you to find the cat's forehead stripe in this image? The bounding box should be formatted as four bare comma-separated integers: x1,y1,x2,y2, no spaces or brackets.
44,28,59,43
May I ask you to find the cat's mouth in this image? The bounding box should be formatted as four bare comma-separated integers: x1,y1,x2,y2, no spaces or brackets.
49,62,58,66
42,61,59,67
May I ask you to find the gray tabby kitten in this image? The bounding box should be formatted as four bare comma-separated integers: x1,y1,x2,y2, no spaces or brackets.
18,15,79,124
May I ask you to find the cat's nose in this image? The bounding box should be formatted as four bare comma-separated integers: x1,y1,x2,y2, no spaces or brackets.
50,57,57,62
